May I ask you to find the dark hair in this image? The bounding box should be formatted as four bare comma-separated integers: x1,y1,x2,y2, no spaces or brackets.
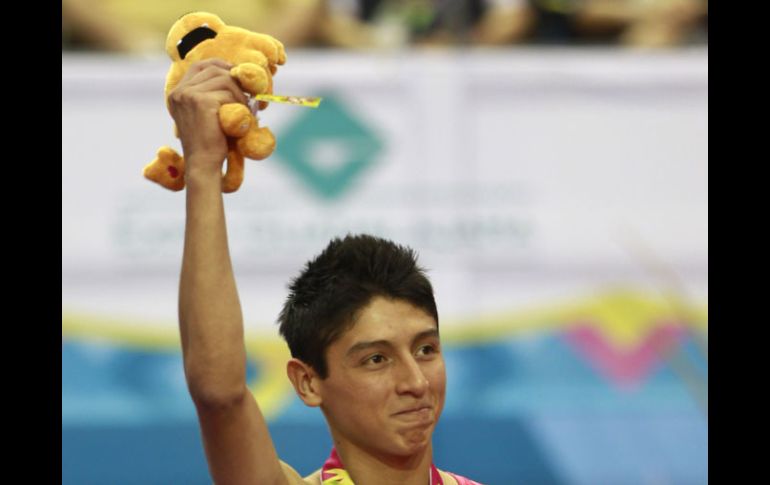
278,234,438,378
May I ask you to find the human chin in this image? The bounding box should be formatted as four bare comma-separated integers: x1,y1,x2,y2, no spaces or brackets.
389,412,436,452
391,426,434,455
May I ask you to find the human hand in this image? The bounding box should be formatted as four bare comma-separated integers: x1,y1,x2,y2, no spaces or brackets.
167,58,249,179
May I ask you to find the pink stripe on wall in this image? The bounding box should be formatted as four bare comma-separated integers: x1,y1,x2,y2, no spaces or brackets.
565,322,686,388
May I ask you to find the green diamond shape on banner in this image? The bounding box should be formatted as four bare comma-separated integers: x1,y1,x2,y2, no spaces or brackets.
275,94,384,200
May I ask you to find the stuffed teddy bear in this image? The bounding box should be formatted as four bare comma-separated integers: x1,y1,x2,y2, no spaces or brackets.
143,11,286,193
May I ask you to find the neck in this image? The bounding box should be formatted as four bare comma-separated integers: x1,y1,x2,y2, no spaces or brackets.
334,440,434,485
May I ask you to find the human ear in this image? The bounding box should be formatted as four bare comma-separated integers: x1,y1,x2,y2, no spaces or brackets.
286,358,323,407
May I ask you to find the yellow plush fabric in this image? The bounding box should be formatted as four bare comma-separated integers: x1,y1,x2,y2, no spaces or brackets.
143,11,286,193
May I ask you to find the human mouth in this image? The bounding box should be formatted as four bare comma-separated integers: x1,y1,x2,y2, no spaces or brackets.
394,405,432,418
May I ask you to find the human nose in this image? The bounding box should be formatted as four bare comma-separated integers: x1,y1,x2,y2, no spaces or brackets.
395,356,429,397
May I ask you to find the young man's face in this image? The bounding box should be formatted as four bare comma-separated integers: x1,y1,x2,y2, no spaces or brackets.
318,296,446,458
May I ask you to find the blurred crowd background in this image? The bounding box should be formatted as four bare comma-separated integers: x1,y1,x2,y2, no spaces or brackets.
63,0,707,52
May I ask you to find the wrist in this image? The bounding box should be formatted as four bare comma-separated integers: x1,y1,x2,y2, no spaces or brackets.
185,164,223,192
185,151,224,173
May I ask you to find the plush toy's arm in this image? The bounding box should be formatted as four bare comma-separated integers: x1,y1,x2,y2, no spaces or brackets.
230,62,269,96
247,32,286,71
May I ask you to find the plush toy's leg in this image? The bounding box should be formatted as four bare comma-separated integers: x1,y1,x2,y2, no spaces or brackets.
219,103,253,137
221,149,245,193
143,146,185,191
237,125,276,161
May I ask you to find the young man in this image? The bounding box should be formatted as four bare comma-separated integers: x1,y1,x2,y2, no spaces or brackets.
173,58,480,485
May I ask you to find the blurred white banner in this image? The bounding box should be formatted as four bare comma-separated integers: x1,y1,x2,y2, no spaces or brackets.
62,48,707,326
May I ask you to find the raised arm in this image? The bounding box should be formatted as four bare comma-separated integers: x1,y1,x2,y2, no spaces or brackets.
173,59,298,485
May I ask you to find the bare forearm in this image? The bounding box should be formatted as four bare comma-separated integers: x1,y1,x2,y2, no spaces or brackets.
261,0,326,47
166,57,293,484
578,0,641,22
62,0,140,51
471,7,535,45
179,165,246,403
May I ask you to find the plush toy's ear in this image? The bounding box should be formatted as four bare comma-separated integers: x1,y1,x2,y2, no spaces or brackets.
165,12,226,62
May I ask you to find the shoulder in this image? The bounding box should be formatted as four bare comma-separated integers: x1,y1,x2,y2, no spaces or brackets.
303,468,323,484
439,470,459,485
279,461,321,485
439,469,484,485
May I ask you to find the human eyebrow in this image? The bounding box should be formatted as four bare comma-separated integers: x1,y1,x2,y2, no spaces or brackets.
346,340,393,357
412,329,440,345
346,327,440,357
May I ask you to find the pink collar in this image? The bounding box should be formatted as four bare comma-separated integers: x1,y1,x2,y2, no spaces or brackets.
321,447,443,485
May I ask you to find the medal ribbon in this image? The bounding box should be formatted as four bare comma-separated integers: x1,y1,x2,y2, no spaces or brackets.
320,448,443,485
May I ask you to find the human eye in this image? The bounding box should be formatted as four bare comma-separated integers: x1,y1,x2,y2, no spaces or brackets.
416,344,439,357
363,354,388,366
